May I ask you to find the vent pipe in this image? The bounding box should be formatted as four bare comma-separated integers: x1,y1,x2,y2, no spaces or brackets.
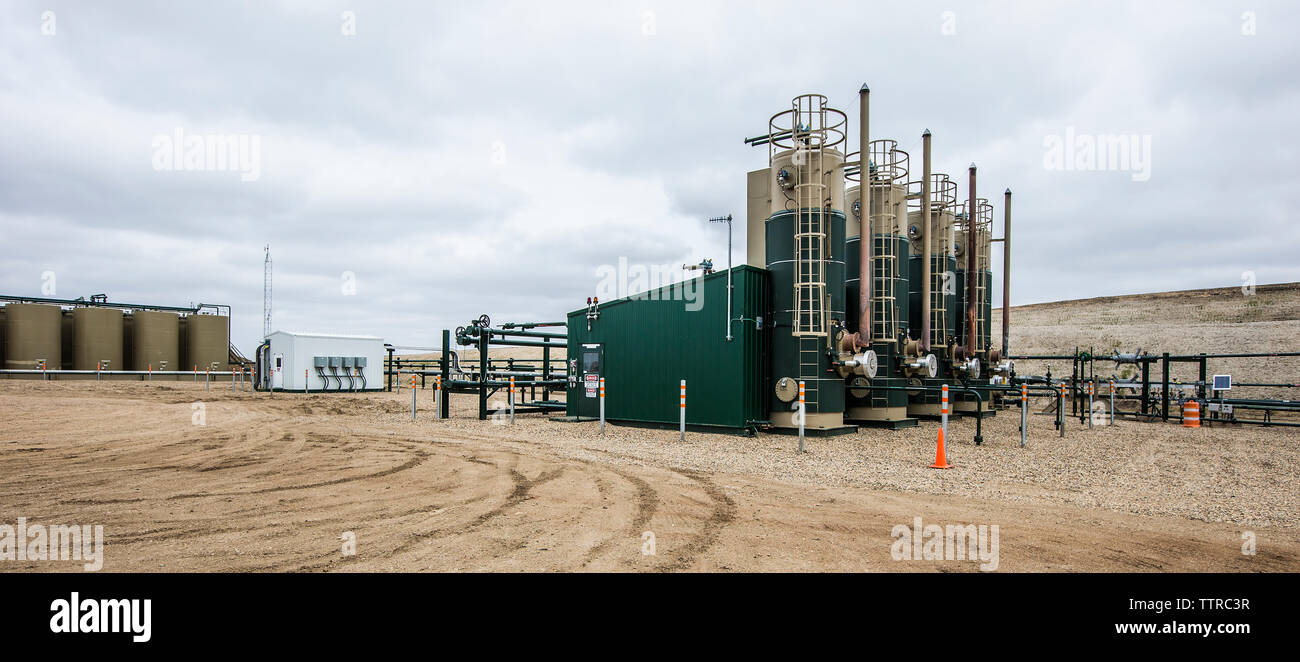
919,130,932,352
856,84,872,349
1002,188,1011,357
966,163,978,354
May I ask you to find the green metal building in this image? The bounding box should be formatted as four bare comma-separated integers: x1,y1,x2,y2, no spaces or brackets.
565,267,769,433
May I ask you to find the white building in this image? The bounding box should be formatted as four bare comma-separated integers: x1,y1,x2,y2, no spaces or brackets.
261,331,386,392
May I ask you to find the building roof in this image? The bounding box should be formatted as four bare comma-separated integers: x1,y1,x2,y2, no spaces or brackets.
267,330,384,341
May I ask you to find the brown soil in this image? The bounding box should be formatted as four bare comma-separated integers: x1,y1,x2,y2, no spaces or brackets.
1,376,1296,572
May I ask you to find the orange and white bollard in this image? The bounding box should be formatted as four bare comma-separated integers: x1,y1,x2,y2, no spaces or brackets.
930,383,953,469
941,383,950,441
1182,400,1201,428
410,374,417,419
509,376,516,425
1020,383,1028,447
797,380,806,453
1109,379,1115,425
679,380,686,442
599,377,606,435
434,375,442,420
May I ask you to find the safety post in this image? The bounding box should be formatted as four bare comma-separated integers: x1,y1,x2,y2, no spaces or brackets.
205,367,210,392
941,384,949,443
599,377,606,435
1020,383,1028,447
305,369,310,394
679,380,686,442
509,376,516,425
410,374,417,419
148,364,152,383
96,361,102,383
1109,379,1115,425
194,365,198,382
797,380,806,453
434,376,442,420
232,367,236,392
41,360,47,381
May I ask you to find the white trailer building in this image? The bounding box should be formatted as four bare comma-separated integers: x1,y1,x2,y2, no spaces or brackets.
261,331,386,392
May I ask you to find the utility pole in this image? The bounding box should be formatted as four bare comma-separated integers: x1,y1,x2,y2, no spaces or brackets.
263,245,272,338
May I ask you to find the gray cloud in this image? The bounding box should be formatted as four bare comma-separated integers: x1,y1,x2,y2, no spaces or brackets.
2,0,1297,356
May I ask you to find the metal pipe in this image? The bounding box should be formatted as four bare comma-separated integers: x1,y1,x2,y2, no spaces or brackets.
1002,188,1011,358
857,84,872,348
966,163,978,353
920,130,932,351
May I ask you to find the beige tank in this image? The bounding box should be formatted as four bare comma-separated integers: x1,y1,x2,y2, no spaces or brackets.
847,182,909,239
132,311,180,371
73,307,124,371
769,148,845,216
185,314,229,371
4,303,62,370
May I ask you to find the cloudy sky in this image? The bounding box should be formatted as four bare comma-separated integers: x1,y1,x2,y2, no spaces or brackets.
2,1,1297,356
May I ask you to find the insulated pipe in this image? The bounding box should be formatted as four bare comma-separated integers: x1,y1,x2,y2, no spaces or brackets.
856,83,872,349
920,130,933,352
966,163,978,354
1002,188,1011,358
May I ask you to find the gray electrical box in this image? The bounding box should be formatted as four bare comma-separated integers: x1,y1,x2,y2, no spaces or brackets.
328,356,342,368
342,356,354,368
314,356,328,368
355,356,367,368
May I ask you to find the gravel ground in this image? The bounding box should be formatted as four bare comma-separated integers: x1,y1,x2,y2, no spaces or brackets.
378,389,1300,531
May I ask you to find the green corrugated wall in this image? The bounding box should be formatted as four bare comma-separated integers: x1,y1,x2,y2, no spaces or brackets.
566,266,768,432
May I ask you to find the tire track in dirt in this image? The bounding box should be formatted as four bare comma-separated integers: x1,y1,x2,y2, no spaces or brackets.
165,450,430,500
580,468,660,568
655,470,737,572
382,465,566,560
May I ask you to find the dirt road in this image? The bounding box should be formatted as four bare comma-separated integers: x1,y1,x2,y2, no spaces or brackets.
1,381,1297,572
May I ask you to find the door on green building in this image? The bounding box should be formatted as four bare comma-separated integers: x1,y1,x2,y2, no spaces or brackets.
577,343,603,418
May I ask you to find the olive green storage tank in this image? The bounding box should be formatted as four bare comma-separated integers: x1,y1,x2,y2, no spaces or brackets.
185,314,229,371
73,307,124,370
132,311,180,371
4,303,63,369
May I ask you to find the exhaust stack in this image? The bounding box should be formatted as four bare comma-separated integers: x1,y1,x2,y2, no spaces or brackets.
919,130,932,352
966,163,978,355
1002,188,1011,357
856,84,872,349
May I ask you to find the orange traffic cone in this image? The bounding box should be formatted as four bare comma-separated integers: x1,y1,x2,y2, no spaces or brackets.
929,427,953,469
